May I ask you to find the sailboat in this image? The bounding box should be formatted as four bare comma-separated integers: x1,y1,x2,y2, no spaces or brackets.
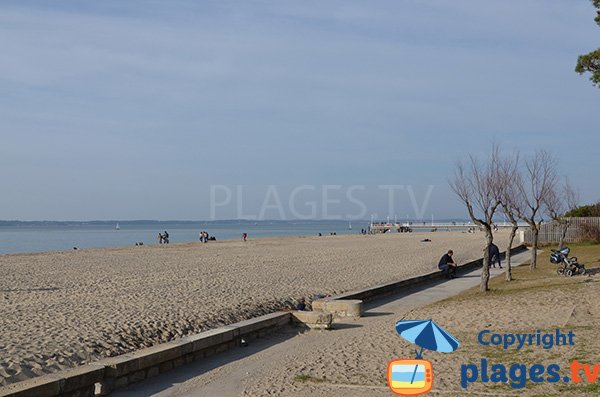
348,221,352,230
115,223,120,230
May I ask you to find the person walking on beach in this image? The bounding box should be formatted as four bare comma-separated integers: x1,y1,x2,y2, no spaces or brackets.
438,250,458,279
242,232,247,242
158,233,163,244
163,231,169,244
489,243,502,268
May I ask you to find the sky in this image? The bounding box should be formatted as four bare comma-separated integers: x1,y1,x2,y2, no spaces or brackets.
1,0,599,221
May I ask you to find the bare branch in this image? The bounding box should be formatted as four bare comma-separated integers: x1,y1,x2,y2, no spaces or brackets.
515,150,558,268
564,178,579,214
498,151,524,221
449,144,503,291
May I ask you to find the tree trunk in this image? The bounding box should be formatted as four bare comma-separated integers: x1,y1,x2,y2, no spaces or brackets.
559,220,569,249
505,225,517,281
481,228,493,292
530,227,539,270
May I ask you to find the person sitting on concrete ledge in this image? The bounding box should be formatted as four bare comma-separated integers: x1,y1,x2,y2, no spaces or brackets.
296,298,306,311
438,249,458,279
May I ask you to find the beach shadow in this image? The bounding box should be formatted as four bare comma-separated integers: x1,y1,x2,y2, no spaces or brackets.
331,323,363,330
584,268,600,276
362,311,394,318
0,287,60,293
362,277,450,311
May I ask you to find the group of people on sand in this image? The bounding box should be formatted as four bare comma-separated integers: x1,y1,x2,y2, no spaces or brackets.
438,243,502,279
199,231,210,243
156,230,219,244
158,231,169,244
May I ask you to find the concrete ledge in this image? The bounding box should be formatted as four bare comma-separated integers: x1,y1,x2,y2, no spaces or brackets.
0,312,292,397
179,327,237,356
0,364,104,397
291,311,332,329
97,312,292,394
59,364,105,395
331,245,527,303
312,299,363,319
0,375,62,397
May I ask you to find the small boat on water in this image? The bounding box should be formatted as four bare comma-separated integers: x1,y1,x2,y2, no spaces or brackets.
115,223,120,230
348,221,352,230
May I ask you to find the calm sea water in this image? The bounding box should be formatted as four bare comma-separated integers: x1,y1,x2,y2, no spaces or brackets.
0,220,378,255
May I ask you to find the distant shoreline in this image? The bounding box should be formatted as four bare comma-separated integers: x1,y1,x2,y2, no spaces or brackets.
0,225,465,257
0,219,475,255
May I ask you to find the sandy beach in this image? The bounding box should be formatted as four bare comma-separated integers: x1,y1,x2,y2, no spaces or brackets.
0,231,509,387
151,245,597,397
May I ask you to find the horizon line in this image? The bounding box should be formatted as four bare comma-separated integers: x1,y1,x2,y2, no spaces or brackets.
0,218,474,223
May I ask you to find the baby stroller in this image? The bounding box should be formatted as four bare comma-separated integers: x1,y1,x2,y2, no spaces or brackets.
550,247,586,276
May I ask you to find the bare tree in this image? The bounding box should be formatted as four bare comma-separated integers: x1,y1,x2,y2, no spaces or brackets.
561,181,579,247
450,146,502,292
544,178,579,248
498,152,524,282
515,150,558,270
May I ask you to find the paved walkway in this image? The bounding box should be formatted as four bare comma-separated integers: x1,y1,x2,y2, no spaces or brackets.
113,250,531,397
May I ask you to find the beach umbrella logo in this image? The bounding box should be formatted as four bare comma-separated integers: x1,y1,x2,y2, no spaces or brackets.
387,319,460,396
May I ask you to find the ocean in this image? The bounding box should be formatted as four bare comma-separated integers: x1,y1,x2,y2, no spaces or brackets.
0,220,378,255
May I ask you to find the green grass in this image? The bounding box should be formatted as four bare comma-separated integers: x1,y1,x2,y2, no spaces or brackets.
442,243,600,302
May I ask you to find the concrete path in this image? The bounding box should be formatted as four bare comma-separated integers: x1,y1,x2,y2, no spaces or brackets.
113,250,531,397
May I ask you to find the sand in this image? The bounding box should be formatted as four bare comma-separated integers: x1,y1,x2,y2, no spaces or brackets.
175,245,597,397
0,230,509,387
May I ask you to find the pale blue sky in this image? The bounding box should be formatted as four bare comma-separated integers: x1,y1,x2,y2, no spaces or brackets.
1,0,598,220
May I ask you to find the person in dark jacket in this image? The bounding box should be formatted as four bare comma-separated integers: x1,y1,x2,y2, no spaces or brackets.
438,250,458,279
489,243,502,268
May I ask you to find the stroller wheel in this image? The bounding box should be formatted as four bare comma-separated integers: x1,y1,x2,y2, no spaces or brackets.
565,269,573,277
579,266,586,276
557,268,565,276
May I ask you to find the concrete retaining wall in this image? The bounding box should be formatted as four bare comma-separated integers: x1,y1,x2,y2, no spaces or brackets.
311,299,363,320
0,244,526,397
331,244,527,303
0,312,290,397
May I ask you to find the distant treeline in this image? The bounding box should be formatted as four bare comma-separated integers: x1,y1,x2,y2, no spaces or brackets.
565,202,600,217
0,219,333,227
0,220,224,227
0,220,215,227
0,220,164,227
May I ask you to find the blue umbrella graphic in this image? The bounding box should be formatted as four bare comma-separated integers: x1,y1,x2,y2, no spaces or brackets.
395,319,460,385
